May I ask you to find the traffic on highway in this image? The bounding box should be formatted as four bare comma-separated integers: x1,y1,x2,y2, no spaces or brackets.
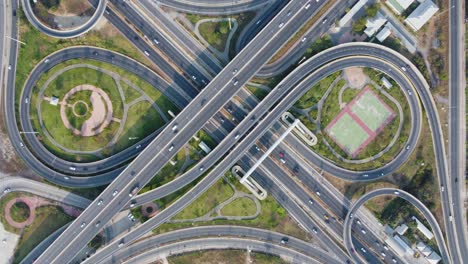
0,0,465,263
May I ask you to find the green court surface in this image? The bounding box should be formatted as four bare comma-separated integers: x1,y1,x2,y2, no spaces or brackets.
350,90,394,131
326,112,370,155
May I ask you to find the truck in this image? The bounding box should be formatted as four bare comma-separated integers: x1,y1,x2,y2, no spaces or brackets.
129,186,139,197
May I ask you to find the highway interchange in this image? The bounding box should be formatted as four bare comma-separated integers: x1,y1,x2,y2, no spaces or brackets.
0,0,466,263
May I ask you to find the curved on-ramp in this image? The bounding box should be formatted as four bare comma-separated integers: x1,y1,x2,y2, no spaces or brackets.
343,188,450,264
21,0,107,38
156,0,273,15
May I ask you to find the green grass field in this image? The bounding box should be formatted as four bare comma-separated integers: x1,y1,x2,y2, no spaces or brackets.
199,20,231,52
220,197,257,217
168,250,289,264
9,202,30,223
326,112,370,155
120,81,142,104
350,89,394,131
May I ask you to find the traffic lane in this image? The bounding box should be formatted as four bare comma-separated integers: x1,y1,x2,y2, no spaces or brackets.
20,0,107,38
240,155,383,264
37,1,322,261
156,0,274,15
100,225,337,264
344,189,450,264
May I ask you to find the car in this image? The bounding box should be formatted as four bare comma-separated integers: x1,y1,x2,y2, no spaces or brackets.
361,228,366,234
316,190,321,196
280,237,288,244
312,227,318,234
80,222,86,228
293,166,299,174
93,51,98,56
232,68,238,75
278,22,284,28
130,201,137,208
383,245,389,251
112,190,119,196
8,65,11,70
172,124,178,131
394,191,400,195
219,117,225,123
256,19,262,25
280,158,286,164
69,166,76,171
322,18,328,24
3,188,11,193
19,141,24,147
323,214,329,221
381,252,386,257
234,132,240,139
95,221,101,227
199,166,204,171
97,199,103,206
287,10,292,16
227,106,233,113
118,241,124,248
127,213,135,221
255,145,260,151
349,213,353,218
25,98,28,104
401,66,407,72
407,89,412,95
232,78,239,86
64,176,70,180
356,219,361,225
363,174,369,177
135,145,141,149
449,214,453,222
144,50,150,56
406,144,410,150
301,37,307,42
441,185,444,192
360,247,366,253
279,152,285,158
168,144,174,152
153,38,159,44
304,3,311,9
44,59,49,63
308,199,314,205
392,257,397,263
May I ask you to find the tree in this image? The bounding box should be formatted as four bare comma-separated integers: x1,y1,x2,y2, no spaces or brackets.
365,3,381,17
352,17,367,33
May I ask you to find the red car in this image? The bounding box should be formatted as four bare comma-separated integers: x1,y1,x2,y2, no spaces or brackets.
279,152,285,158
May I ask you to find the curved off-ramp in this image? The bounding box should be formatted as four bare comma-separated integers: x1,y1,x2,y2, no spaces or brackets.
343,188,450,264
156,0,273,15
21,0,108,38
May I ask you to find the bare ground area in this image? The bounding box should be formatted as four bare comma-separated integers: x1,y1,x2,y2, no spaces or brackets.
343,67,367,89
48,0,93,17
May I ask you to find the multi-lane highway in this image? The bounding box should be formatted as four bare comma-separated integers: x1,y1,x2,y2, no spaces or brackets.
35,1,329,262
343,188,450,264
447,0,468,262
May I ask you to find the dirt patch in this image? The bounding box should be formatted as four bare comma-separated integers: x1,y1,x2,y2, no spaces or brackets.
48,0,93,17
343,67,367,89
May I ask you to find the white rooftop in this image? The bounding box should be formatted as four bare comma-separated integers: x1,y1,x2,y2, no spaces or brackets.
376,24,392,42
412,216,434,240
386,0,415,14
393,235,415,255
339,0,370,27
364,12,387,37
404,0,439,31
427,251,441,264
395,223,409,235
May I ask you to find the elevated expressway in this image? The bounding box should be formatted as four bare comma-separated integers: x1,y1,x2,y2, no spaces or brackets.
81,45,441,263
343,188,450,264
34,1,328,262
154,0,273,15
20,0,108,38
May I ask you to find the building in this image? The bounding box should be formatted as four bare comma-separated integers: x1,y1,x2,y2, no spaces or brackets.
393,235,415,255
404,0,439,31
385,237,406,256
395,223,408,235
198,141,212,154
381,76,393,89
417,241,433,257
376,24,392,42
338,0,370,27
364,12,387,37
386,0,415,15
50,96,59,106
412,216,434,240
427,251,441,264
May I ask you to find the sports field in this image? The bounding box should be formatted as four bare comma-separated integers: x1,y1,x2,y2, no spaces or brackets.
325,87,395,157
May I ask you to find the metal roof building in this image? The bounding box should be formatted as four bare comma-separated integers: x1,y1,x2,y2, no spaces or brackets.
376,24,392,42
364,12,387,37
404,0,439,31
412,216,434,240
386,0,415,15
338,0,370,27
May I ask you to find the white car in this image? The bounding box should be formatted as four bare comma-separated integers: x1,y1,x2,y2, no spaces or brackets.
97,199,103,206
80,222,86,228
112,190,119,196
69,166,76,171
8,65,11,70
360,247,367,253
361,228,366,234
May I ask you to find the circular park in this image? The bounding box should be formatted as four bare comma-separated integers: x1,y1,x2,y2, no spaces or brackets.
290,67,412,170
29,59,178,162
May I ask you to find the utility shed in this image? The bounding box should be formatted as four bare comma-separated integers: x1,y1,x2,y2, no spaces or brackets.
198,141,212,154
404,0,439,31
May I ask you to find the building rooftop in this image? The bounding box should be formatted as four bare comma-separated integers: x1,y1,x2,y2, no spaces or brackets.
393,235,415,255
386,0,415,15
395,223,409,235
381,76,393,89
404,0,439,31
364,12,387,37
376,24,392,42
339,0,370,27
412,216,434,240
427,251,441,264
